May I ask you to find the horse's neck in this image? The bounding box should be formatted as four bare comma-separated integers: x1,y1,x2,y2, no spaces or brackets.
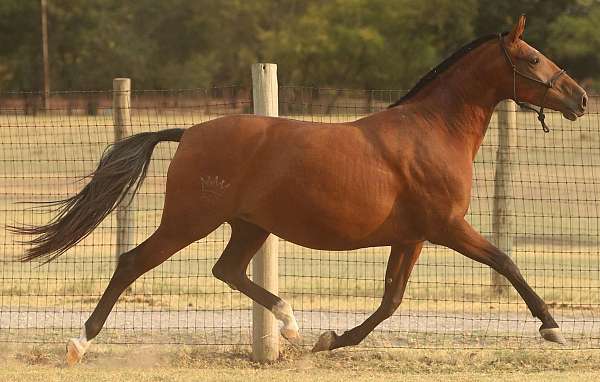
424,90,498,159
407,45,505,159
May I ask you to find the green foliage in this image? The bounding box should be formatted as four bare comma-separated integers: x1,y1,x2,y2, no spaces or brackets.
263,0,476,88
0,0,41,89
0,0,597,92
547,0,600,88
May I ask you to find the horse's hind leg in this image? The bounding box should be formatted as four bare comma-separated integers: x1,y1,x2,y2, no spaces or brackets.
312,242,423,352
65,223,215,366
211,219,300,341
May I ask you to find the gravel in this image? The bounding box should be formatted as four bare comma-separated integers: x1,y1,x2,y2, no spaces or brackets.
2,307,599,348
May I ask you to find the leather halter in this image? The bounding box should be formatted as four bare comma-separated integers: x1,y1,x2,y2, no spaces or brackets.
499,34,565,132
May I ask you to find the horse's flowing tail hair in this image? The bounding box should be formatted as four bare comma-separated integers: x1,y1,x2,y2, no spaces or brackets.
9,128,185,263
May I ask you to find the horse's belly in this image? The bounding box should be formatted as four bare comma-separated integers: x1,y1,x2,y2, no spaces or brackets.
267,223,396,251
241,180,411,250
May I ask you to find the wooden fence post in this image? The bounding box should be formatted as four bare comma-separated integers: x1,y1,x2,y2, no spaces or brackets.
112,78,134,262
491,99,516,295
251,63,280,362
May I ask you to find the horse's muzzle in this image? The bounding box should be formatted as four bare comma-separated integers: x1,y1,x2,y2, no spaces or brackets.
562,90,587,121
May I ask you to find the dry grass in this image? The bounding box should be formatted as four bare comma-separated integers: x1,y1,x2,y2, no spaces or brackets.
1,344,600,382
2,230,600,314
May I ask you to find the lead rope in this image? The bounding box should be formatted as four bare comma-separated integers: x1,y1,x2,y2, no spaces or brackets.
514,101,551,133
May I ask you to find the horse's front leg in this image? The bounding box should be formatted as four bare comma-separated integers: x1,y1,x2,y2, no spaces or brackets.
431,219,565,344
312,242,423,352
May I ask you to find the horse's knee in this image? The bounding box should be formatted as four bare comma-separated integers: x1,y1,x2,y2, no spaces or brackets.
496,255,521,278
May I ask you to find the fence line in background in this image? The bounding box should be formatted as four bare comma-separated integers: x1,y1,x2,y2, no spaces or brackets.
1,66,599,352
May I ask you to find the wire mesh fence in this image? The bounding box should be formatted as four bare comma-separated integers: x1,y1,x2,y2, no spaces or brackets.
1,85,599,349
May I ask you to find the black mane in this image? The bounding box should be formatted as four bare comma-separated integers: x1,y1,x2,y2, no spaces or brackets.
389,32,507,108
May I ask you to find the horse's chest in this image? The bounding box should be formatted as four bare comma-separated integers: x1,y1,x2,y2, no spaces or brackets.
401,161,473,223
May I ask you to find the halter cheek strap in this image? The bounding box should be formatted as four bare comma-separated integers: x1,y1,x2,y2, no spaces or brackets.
499,34,565,133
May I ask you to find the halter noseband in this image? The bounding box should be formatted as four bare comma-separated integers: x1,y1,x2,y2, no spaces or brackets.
499,34,565,133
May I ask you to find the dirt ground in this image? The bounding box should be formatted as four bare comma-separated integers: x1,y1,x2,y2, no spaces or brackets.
1,343,600,382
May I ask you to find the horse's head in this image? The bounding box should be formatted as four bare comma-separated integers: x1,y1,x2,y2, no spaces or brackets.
500,15,587,123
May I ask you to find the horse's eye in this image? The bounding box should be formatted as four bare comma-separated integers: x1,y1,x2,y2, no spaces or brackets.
531,57,540,65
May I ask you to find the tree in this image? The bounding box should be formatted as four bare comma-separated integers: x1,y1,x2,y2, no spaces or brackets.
0,0,42,90
0,0,597,92
547,0,600,89
263,0,477,90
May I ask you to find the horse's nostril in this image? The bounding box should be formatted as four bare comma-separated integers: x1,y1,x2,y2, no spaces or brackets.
582,93,588,110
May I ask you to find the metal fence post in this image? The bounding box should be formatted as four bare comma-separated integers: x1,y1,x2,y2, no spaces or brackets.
112,78,134,262
491,99,516,295
251,63,280,361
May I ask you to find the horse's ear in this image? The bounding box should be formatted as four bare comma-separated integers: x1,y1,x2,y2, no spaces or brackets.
508,14,526,44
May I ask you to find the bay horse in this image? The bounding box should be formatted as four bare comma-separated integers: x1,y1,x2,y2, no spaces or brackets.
12,16,587,364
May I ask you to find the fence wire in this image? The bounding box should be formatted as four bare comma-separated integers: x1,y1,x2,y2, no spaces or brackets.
1,86,599,349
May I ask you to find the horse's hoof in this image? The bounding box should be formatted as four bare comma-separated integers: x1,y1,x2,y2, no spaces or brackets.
540,327,567,345
66,338,84,366
281,328,301,344
311,330,337,352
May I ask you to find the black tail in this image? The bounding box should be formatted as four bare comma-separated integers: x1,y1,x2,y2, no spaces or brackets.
9,128,185,263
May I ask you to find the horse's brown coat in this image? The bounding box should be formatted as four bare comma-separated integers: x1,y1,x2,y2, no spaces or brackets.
14,16,588,356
